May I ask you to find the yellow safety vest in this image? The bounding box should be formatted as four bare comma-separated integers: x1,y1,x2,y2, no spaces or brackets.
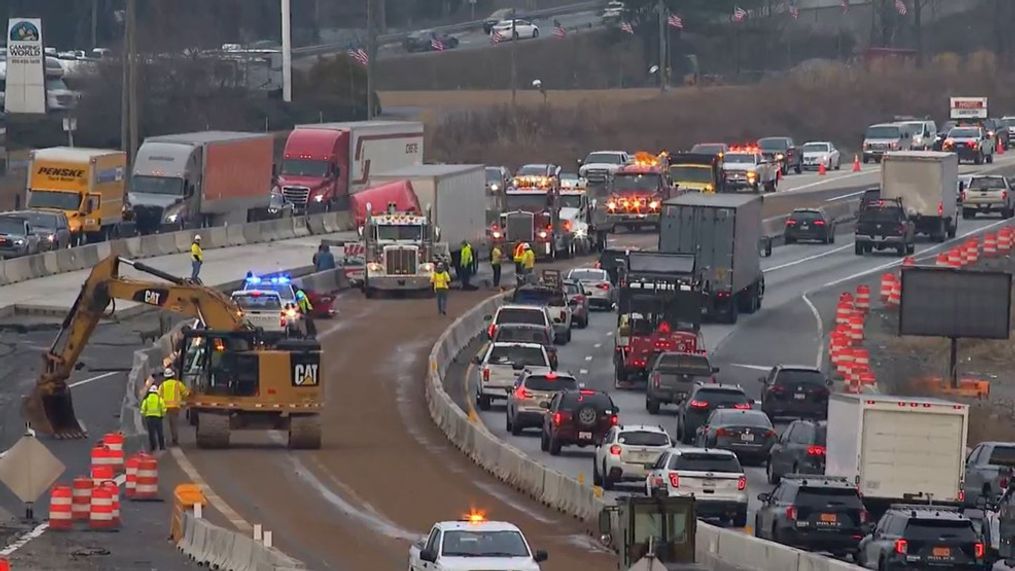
461,244,473,267
159,379,189,409
140,392,166,418
297,294,313,313
490,246,502,266
191,243,204,262
522,249,535,270
431,271,451,290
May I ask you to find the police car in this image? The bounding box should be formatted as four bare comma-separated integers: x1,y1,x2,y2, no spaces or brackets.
230,289,287,333
409,513,548,570
242,272,337,319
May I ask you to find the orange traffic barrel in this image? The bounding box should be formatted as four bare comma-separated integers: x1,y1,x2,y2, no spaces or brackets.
134,454,159,500
887,279,901,308
90,443,116,478
71,476,92,521
125,454,140,499
854,285,871,313
101,433,125,471
48,485,73,531
879,273,896,302
101,481,120,526
91,465,114,489
89,484,116,530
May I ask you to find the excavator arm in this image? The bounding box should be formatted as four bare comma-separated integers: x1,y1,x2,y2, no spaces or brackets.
25,254,250,438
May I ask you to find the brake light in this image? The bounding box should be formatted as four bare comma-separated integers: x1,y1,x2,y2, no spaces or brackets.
596,283,610,290
785,219,796,226
1004,191,1009,201
689,400,708,409
786,506,797,521
733,402,751,410
737,475,747,490
609,414,619,426
1001,476,1009,489
482,367,490,382
968,141,978,149
938,201,944,216
769,384,786,394
975,542,985,558
958,489,966,502
894,539,908,555
552,412,570,425
575,295,586,303
961,190,967,202
715,427,729,437
514,387,531,399
813,219,825,226
579,389,597,395
651,372,661,387
668,472,680,488
859,510,869,524
610,444,622,456
488,324,497,338
807,445,826,456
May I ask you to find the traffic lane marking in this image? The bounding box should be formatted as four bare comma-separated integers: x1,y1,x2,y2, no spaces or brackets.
170,447,252,532
764,243,854,273
68,371,119,388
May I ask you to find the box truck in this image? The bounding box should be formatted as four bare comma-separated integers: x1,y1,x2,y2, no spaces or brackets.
881,150,958,241
359,165,486,296
128,131,274,233
277,120,424,213
826,393,969,515
26,147,126,244
658,193,765,324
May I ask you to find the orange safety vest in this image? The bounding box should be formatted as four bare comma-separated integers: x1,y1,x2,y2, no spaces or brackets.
513,243,525,261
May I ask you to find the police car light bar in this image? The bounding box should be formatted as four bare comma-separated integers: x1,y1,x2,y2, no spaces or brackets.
246,273,291,285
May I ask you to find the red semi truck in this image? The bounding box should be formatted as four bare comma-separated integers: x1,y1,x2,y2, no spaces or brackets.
277,120,424,213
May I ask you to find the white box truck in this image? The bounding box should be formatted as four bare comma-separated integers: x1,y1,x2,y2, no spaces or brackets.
826,393,969,514
881,150,958,241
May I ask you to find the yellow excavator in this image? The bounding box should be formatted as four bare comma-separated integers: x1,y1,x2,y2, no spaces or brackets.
24,255,323,449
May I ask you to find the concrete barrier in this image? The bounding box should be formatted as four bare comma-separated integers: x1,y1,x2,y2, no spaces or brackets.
177,511,306,570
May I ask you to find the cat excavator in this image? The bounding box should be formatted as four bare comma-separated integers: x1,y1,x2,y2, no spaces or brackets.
23,254,323,449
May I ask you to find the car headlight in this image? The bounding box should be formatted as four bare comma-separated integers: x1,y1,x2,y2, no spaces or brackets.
420,262,435,272
775,153,785,160
491,230,502,239
367,262,383,272
704,184,714,192
46,234,55,242
313,194,324,202
747,171,757,180
164,212,179,223
14,239,24,246
490,183,499,191
537,230,548,239
648,200,659,209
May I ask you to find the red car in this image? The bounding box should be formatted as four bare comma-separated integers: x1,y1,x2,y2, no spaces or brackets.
541,389,619,455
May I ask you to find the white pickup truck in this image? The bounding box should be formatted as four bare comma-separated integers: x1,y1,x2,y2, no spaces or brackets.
722,149,779,193
230,289,288,334
409,517,547,570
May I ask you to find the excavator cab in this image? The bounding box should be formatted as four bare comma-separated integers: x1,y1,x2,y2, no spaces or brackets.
600,495,704,570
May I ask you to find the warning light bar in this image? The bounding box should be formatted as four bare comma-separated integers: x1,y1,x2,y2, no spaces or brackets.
512,175,553,189
245,273,291,285
461,509,487,523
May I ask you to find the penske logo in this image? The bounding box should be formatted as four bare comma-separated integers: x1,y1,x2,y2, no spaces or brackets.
37,167,85,178
293,363,319,386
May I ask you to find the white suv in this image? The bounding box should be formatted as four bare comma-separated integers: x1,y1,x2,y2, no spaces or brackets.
474,342,551,410
487,305,554,345
645,447,749,526
577,150,631,184
593,424,671,490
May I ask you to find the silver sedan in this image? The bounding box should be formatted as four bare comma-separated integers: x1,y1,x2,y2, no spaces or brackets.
566,267,615,310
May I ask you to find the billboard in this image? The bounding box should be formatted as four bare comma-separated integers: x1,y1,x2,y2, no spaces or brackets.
5,18,46,114
949,97,988,120
899,267,1012,339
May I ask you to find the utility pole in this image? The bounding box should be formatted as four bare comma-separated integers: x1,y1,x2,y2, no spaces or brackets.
127,0,138,160
366,0,376,118
91,0,98,49
510,10,518,105
657,0,667,92
120,2,129,155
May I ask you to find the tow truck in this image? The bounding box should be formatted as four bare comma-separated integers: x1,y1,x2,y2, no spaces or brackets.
721,146,779,193
361,202,438,297
598,495,707,570
493,174,566,260
614,251,705,388
592,152,675,237
667,152,724,194
558,180,593,256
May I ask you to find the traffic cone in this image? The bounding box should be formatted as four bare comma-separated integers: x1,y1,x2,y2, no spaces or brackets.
999,139,1006,155
852,154,861,172
818,162,827,176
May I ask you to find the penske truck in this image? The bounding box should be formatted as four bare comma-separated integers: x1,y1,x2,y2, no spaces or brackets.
26,147,127,245
826,393,969,516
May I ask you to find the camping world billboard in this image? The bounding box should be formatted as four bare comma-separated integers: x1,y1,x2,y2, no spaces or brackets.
5,18,46,114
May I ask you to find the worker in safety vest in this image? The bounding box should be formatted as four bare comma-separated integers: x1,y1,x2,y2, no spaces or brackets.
513,242,525,275
190,235,204,281
140,385,167,452
159,368,189,446
490,244,503,289
431,261,452,315
459,240,476,290
521,243,536,283
295,289,316,337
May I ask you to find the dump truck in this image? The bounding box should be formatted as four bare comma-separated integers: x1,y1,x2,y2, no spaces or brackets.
880,150,959,241
658,193,765,324
667,152,724,194
26,147,127,245
128,131,274,233
599,495,707,570
24,255,323,448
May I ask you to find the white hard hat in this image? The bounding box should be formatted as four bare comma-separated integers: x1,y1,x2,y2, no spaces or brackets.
193,234,202,242
164,368,175,377
148,385,159,394
523,242,531,249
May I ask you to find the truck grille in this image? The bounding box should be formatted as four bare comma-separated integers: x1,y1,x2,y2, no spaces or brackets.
133,204,164,228
584,169,609,182
506,212,535,242
385,247,417,275
282,186,310,205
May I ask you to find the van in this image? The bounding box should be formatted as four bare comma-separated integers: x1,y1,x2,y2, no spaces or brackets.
898,120,937,150
862,123,911,163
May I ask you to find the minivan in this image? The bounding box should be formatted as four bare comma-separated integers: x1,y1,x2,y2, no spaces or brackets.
898,120,937,150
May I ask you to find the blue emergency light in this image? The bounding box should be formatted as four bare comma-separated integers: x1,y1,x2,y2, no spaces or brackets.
245,273,291,286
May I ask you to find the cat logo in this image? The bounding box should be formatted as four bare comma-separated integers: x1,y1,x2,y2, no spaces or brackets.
136,288,169,306
293,363,319,386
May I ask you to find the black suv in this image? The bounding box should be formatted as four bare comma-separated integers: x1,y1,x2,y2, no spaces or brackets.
675,383,752,444
857,504,987,569
758,365,831,421
541,389,619,455
767,419,826,484
854,198,915,256
755,475,868,557
784,208,835,245
757,136,802,175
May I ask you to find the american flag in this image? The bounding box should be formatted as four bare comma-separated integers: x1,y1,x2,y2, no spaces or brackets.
553,23,567,38
732,6,747,22
895,0,907,15
667,14,683,29
347,47,368,66
490,30,505,44
620,21,634,34
840,0,849,12
431,37,445,51
788,4,799,19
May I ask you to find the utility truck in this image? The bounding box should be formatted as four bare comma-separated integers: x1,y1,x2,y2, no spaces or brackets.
881,150,958,241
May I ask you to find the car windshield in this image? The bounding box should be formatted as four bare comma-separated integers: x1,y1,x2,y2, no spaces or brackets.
375,224,423,241
693,389,748,406
585,153,625,164
949,127,980,138
27,190,81,210
485,168,502,183
504,193,548,211
514,289,565,306
496,308,546,326
866,126,901,139
969,177,1006,190
0,218,26,234
488,345,546,367
495,327,550,345
1001,118,1015,128
619,431,670,447
802,143,830,153
568,269,607,282
131,175,185,195
861,205,904,222
612,173,660,193
774,369,826,385
988,446,1015,466
232,293,283,310
796,488,864,509
724,153,756,164
524,375,578,391
18,212,59,229
758,138,789,151
713,410,772,428
669,452,742,472
669,166,714,183
654,354,711,374
281,158,329,178
517,165,548,176
560,391,614,410
559,194,583,208
441,530,529,558
46,78,70,91
790,210,822,222
691,144,725,154
904,519,977,542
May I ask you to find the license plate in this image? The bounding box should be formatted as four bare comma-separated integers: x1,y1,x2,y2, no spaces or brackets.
794,393,806,400
800,224,809,229
740,433,755,442
932,547,951,557
579,431,592,440
819,513,837,523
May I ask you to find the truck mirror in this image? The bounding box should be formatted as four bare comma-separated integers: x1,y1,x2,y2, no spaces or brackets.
597,510,611,534
712,367,720,373
757,492,770,502
473,354,483,365
533,550,548,563
539,402,549,409
757,376,766,384
419,549,437,563
482,314,492,321
357,226,364,238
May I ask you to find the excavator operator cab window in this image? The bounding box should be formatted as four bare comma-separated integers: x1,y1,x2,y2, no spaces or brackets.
630,504,690,562
180,332,258,397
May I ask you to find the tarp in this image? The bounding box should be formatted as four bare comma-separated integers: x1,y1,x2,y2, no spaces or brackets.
350,180,420,226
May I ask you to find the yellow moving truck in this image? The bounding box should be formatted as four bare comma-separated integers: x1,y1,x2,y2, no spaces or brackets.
26,147,127,244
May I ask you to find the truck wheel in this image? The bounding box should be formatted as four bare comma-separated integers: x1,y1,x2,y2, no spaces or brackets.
477,394,492,411
976,152,983,165
963,209,974,220
288,415,322,449
906,242,915,254
752,182,760,193
895,244,906,256
948,221,957,238
794,164,802,174
646,398,660,414
988,152,995,164
725,297,739,324
854,243,864,256
195,412,230,449
364,287,375,299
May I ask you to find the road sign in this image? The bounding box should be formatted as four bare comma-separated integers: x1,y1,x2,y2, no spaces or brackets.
0,435,65,503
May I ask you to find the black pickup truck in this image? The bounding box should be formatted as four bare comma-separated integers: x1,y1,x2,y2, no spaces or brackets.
854,198,915,256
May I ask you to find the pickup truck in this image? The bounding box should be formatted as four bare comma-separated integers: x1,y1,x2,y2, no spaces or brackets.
473,342,552,410
854,198,915,256
645,351,717,414
722,148,779,193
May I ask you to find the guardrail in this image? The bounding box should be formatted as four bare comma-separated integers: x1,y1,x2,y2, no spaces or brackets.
291,1,605,57
176,511,305,570
0,211,353,287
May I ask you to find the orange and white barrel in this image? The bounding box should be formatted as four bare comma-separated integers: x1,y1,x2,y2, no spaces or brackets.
125,455,140,499
984,233,998,257
835,301,853,326
887,279,901,308
134,455,159,500
966,240,979,265
89,485,115,530
935,252,949,267
90,443,116,478
879,273,895,302
848,315,864,343
854,285,871,313
101,433,125,472
902,256,915,268
101,481,120,526
998,228,1013,253
71,476,92,521
947,248,963,267
91,465,114,489
49,485,73,531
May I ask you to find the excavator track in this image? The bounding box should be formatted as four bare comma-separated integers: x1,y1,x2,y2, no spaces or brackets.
195,411,231,449
287,414,322,449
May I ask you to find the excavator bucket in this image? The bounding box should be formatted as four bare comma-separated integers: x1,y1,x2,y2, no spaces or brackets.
22,383,87,439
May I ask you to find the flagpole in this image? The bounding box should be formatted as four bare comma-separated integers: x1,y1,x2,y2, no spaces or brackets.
510,10,518,106
657,0,667,93
366,0,376,119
